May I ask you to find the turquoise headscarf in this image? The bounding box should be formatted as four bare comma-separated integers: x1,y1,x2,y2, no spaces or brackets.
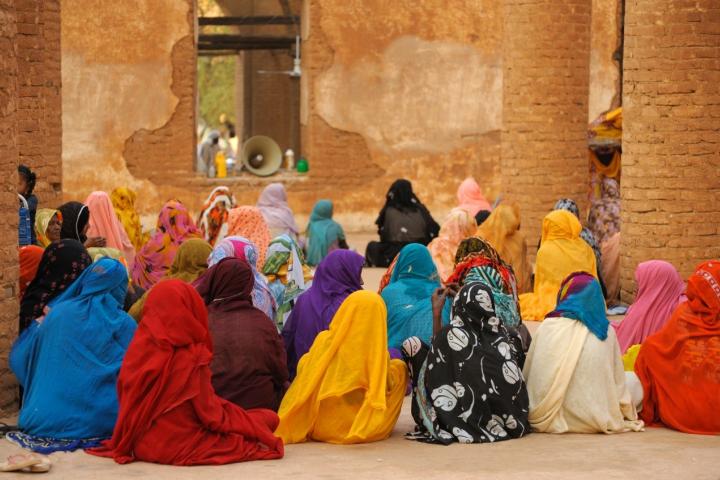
305,200,344,266
547,271,609,340
465,264,521,327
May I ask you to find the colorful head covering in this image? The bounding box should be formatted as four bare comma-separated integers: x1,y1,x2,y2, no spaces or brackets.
197,186,236,247
635,260,720,434
547,272,608,340
276,290,407,444
226,206,271,267
427,208,477,281
206,235,277,320
110,187,148,251
282,250,364,379
85,191,136,265
131,200,200,290
87,280,284,464
58,201,90,243
262,234,312,328
614,260,686,353
19,245,44,299
256,183,299,236
35,209,61,248
19,239,92,332
553,198,602,275
456,177,492,216
305,200,345,266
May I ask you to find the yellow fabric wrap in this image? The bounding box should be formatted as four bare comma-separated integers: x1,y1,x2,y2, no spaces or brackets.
111,187,148,251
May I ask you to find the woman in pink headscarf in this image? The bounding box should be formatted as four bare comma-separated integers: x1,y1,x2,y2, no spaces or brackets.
456,178,492,217
614,260,686,353
132,200,200,290
256,183,300,242
85,191,136,266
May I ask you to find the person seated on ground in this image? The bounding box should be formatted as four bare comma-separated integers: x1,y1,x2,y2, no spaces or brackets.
276,290,407,444
34,209,62,248
128,238,212,322
402,282,530,444
131,200,200,290
197,186,236,247
194,258,288,411
519,210,597,321
85,191,136,266
18,240,92,333
226,205,271,267
262,234,312,328
305,199,349,266
9,259,137,453
365,179,440,267
207,236,277,320
427,208,477,280
588,177,621,246
18,246,44,300
634,260,720,435
111,187,148,251
282,250,365,379
523,272,644,434
58,201,106,249
88,280,284,465
256,183,300,243
380,244,446,353
614,260,686,369
18,165,38,245
456,177,492,217
477,204,532,293
475,209,491,227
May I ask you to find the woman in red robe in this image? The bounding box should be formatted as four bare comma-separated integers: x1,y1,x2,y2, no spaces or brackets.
87,280,284,465
635,260,720,435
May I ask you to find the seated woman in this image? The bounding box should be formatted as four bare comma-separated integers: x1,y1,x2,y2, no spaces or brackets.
523,272,644,434
276,290,407,444
456,177,492,217
207,236,277,320
197,186,236,247
227,206,271,267
34,208,62,247
9,259,137,453
19,246,43,300
111,187,148,251
132,200,200,290
380,244,444,352
195,258,288,411
85,191,136,266
58,201,106,249
262,234,312,328
305,199,348,266
87,280,284,465
365,179,440,267
282,250,365,379
256,183,300,242
477,204,532,293
402,282,530,444
427,208,477,281
19,240,92,333
129,238,212,322
588,177,621,246
519,210,597,321
634,260,720,435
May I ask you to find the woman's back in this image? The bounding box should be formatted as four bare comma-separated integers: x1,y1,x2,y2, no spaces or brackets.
382,206,428,243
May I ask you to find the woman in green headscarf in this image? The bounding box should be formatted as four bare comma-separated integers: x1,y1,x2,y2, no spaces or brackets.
305,200,348,266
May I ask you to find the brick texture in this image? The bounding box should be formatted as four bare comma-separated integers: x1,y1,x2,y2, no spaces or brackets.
0,0,20,413
501,0,593,256
620,0,720,300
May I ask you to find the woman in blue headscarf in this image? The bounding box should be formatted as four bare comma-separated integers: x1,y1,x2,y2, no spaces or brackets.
305,200,348,266
9,258,137,453
380,244,448,351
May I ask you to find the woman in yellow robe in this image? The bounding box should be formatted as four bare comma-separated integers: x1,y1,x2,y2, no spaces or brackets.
476,204,532,293
519,210,597,321
111,187,148,251
276,290,408,444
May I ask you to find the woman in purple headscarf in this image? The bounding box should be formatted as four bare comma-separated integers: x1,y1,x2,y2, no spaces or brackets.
281,250,364,379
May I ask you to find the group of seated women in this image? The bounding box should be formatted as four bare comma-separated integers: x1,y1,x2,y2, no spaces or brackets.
9,174,718,467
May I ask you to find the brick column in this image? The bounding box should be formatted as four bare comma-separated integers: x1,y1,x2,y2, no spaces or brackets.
0,0,20,413
621,0,720,299
501,0,593,255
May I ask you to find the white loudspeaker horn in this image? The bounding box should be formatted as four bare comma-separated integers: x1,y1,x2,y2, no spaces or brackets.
241,135,283,176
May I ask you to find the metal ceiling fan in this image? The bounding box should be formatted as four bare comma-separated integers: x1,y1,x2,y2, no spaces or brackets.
258,35,301,78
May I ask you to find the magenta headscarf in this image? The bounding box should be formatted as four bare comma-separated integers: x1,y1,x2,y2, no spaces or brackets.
613,260,686,353
131,200,200,290
256,183,299,236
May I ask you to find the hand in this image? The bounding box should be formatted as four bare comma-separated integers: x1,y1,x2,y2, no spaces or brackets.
431,287,448,320
85,236,106,248
444,282,460,298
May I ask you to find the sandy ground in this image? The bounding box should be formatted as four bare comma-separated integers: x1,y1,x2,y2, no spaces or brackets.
2,235,718,478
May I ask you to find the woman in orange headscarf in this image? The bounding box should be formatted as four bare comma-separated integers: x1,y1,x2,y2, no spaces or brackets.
634,260,720,435
476,204,532,293
18,246,44,299
427,208,477,280
226,206,271,267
